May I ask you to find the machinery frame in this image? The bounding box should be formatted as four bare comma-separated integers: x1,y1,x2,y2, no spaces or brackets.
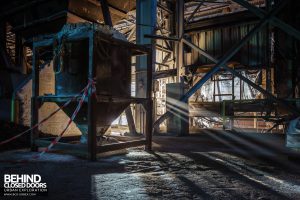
30,25,153,160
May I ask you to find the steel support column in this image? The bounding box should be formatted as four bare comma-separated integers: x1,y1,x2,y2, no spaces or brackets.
87,33,97,161
175,0,185,81
145,50,153,150
15,33,26,73
265,0,272,93
136,0,156,133
171,0,189,136
31,46,39,151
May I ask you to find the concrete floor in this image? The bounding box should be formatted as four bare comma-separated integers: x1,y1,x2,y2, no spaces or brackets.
1,129,300,200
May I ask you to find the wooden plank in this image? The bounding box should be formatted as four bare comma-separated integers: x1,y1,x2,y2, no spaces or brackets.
153,69,177,79
125,106,137,135
145,51,153,151
35,139,87,155
97,140,146,153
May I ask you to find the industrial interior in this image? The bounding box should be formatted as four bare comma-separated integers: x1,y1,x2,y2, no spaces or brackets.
1,0,300,199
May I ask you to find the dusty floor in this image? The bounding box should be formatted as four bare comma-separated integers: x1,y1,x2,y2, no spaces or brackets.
1,129,300,200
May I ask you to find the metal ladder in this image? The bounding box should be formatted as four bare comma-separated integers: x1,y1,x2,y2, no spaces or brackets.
212,72,235,102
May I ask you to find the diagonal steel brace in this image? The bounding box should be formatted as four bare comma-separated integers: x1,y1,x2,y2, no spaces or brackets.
232,0,300,41
153,0,297,129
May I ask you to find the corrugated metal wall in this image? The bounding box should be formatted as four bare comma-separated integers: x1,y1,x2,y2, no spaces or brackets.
186,22,267,68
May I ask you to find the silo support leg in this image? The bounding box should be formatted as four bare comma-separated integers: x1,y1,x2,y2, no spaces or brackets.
125,106,137,135
145,100,153,151
88,95,97,161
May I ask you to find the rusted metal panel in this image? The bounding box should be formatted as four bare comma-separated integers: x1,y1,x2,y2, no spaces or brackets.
51,27,132,138
55,40,89,96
